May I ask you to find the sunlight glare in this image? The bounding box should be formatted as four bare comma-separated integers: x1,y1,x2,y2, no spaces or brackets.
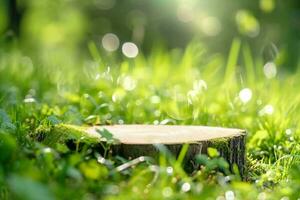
42,147,52,153
239,88,252,103
285,129,292,136
121,76,137,91
181,182,191,192
259,104,274,116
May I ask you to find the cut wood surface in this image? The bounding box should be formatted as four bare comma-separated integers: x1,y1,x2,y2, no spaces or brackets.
43,124,246,177
85,125,245,144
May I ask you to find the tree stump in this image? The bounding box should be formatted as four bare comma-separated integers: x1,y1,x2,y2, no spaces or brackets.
40,124,246,177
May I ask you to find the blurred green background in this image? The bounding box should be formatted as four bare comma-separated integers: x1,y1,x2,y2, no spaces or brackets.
2,1,300,199
1,0,300,69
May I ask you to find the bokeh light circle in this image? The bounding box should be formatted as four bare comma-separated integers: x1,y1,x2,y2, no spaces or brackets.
122,42,139,58
102,33,120,52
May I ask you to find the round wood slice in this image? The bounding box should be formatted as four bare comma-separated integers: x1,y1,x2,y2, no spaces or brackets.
85,125,246,176
85,125,244,144
40,124,246,177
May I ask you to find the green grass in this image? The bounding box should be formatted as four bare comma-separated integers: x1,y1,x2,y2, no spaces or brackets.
1,39,300,199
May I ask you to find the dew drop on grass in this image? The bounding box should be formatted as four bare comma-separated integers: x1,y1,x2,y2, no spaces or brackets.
225,190,235,200
239,88,252,103
97,156,106,164
42,147,52,154
181,182,191,192
24,96,36,103
285,129,292,136
166,166,173,175
224,176,231,182
265,105,274,114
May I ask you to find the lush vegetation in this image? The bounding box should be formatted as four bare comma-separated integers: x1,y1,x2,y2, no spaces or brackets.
1,0,300,199
1,39,300,199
